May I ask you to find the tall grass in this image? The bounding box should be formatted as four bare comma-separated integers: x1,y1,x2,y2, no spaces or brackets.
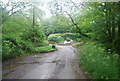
79,42,119,79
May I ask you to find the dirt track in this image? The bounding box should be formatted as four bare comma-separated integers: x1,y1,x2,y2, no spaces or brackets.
2,45,87,79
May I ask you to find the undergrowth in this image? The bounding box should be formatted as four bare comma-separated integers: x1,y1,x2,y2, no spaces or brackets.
78,42,119,79
2,38,56,61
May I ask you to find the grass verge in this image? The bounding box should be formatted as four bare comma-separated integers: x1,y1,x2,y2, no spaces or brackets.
33,45,57,53
78,42,119,79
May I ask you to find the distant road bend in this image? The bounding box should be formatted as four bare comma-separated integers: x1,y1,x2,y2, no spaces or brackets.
3,45,87,79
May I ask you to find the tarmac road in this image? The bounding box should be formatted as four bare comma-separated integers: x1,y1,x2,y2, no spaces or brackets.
2,45,87,79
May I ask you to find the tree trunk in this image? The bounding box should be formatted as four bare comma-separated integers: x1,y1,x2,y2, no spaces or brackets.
111,2,115,41
32,5,35,43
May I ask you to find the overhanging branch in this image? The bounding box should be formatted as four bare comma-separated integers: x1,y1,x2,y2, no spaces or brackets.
64,11,91,38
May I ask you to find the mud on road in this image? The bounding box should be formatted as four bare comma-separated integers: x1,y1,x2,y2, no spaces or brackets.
2,45,87,79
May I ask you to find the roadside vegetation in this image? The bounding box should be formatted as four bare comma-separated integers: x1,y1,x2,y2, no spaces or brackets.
33,45,57,53
48,35,64,43
78,42,119,79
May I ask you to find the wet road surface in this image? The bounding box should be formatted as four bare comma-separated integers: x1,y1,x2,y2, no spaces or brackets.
2,45,87,79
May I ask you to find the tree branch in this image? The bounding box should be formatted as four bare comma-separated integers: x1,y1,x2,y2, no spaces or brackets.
64,11,91,38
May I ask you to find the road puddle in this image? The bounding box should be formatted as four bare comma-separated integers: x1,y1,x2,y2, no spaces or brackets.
45,59,61,63
34,57,42,58
3,70,15,77
3,61,41,70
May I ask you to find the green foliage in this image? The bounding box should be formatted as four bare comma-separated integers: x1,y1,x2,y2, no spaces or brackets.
1,0,58,61
61,33,80,42
33,45,57,53
73,2,120,54
48,33,80,42
2,14,46,60
36,41,49,47
41,14,71,36
79,42,119,79
48,35,64,43
21,26,45,43
2,40,23,60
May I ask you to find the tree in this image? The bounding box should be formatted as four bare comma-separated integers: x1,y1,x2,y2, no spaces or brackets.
41,14,71,36
48,0,90,38
1,0,46,60
74,2,120,54
1,0,31,23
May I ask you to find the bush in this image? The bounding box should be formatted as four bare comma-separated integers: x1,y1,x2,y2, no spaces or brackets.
48,33,81,42
78,42,119,79
2,16,47,61
48,35,64,43
19,41,34,51
2,33,44,60
52,45,56,49
21,26,46,43
2,40,23,60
